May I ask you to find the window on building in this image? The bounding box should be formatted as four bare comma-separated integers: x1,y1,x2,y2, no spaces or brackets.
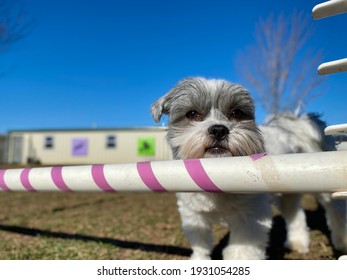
44,136,54,149
106,135,117,148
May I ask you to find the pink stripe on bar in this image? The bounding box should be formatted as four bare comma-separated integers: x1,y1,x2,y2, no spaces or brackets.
250,153,267,161
137,162,166,192
20,168,36,191
51,166,72,191
0,169,10,191
184,159,222,192
91,165,115,192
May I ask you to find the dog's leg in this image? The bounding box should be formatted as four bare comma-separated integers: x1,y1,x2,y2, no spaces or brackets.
180,213,214,260
317,194,347,253
222,195,272,260
280,194,310,253
177,197,214,260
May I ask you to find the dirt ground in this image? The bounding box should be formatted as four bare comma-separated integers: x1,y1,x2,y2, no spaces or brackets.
0,188,343,260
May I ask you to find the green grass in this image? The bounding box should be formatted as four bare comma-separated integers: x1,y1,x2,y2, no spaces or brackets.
0,192,191,260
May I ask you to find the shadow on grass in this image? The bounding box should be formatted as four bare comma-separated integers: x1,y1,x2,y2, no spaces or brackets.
0,224,192,258
0,223,273,260
0,224,276,260
0,203,339,260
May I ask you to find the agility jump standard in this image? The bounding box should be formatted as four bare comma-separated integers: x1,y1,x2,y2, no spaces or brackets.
1,152,347,194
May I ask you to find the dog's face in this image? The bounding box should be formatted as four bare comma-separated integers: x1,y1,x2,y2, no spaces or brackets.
151,77,264,159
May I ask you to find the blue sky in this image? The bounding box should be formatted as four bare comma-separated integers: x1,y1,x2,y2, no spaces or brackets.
0,0,346,133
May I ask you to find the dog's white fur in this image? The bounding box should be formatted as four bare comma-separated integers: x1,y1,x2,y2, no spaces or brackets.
151,77,272,259
260,112,347,254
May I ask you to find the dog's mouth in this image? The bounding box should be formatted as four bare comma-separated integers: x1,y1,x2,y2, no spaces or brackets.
204,145,232,157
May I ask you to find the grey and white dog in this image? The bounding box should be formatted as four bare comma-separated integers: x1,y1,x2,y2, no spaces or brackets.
151,77,272,259
260,112,347,254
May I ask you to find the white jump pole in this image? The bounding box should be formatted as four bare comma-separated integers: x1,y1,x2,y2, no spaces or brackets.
313,0,347,75
312,0,347,19
325,123,347,135
318,58,347,75
1,152,347,194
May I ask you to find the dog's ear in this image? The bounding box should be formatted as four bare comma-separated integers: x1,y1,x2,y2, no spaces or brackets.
151,78,196,123
151,95,170,123
150,82,182,123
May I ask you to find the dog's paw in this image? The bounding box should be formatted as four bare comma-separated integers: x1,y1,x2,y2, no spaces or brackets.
285,225,310,253
222,244,266,260
190,253,211,260
286,240,310,254
285,235,310,253
189,247,212,260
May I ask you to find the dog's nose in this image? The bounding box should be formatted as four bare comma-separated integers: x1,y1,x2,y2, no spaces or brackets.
208,125,229,141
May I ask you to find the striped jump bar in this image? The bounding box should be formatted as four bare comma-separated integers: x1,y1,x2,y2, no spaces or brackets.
1,151,347,193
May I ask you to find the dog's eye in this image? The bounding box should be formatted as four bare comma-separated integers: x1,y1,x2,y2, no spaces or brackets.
230,109,245,120
185,110,203,121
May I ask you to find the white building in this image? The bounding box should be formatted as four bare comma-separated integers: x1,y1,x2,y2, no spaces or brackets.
5,127,171,165
2,127,346,165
